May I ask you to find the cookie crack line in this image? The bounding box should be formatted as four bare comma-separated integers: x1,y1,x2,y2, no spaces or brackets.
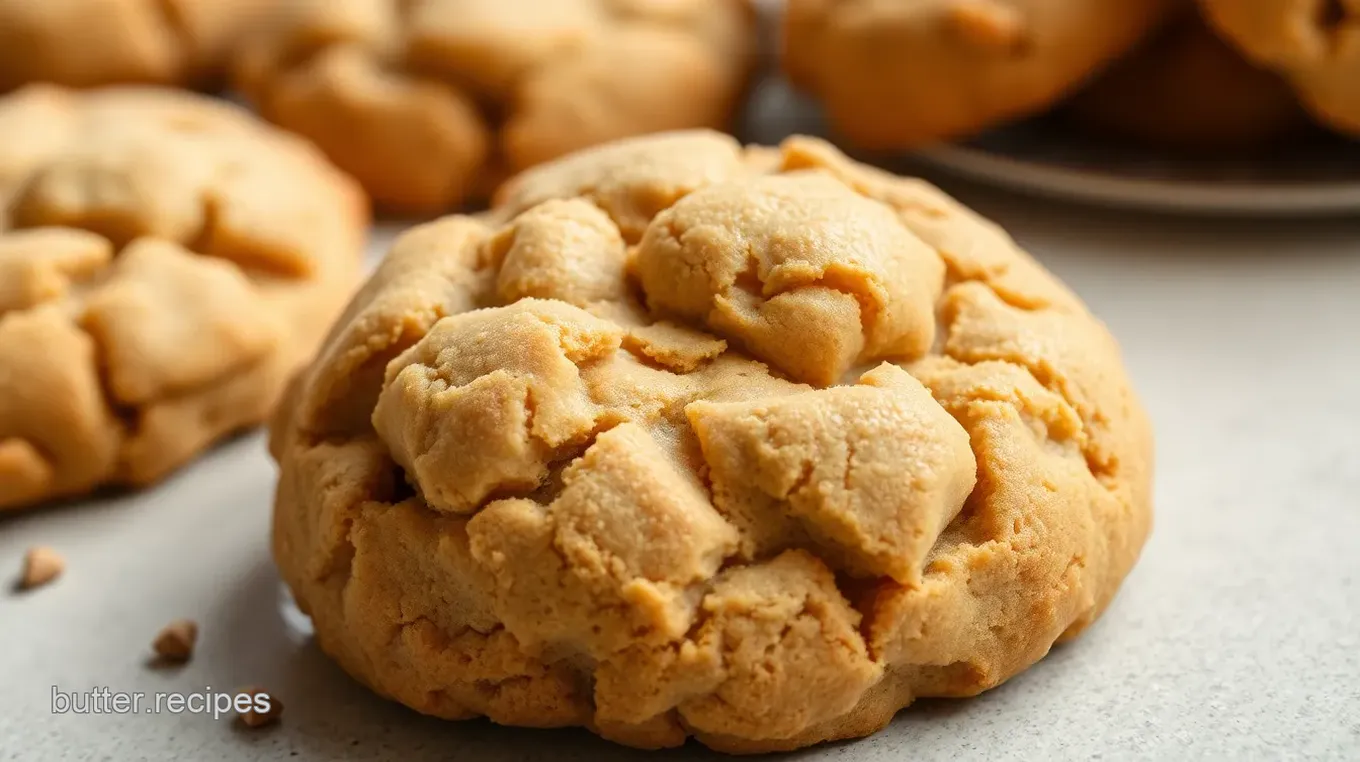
731,262,884,368
929,269,1120,490
941,259,1049,314
942,347,1117,489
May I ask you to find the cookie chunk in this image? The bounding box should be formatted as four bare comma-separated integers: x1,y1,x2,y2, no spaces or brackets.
782,0,1177,148
0,0,276,92
1199,0,1360,135
234,0,755,214
1068,15,1307,149
270,130,1153,753
0,85,365,511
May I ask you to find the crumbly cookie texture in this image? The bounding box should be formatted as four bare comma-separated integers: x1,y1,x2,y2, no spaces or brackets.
234,0,755,214
782,0,1177,148
271,131,1153,753
236,686,284,727
0,0,276,92
1198,0,1360,134
1068,14,1306,149
152,619,200,662
0,85,365,511
18,546,65,589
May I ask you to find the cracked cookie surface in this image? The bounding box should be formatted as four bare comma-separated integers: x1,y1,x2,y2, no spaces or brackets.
781,0,1177,148
0,0,277,92
0,85,365,511
234,0,755,214
270,130,1153,753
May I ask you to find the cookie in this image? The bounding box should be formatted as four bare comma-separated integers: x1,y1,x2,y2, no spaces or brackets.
0,85,365,511
0,0,276,92
782,0,1177,148
1198,0,1360,134
1068,14,1307,149
270,130,1153,752
234,0,756,214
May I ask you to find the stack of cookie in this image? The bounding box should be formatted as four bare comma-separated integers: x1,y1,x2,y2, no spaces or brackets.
783,0,1360,151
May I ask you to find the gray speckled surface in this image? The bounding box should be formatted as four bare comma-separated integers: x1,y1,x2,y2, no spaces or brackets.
4,186,1360,761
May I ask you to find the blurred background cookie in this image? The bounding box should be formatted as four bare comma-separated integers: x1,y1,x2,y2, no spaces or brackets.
0,0,276,92
1066,14,1308,150
0,85,365,511
234,0,756,214
1198,0,1360,135
781,0,1178,149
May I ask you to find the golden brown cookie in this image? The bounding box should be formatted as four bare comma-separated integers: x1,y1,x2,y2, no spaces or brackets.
270,130,1153,753
1198,0,1360,135
1068,14,1308,149
782,0,1178,148
0,85,365,511
0,0,277,92
234,0,756,215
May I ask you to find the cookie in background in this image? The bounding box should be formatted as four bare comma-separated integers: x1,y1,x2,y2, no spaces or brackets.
781,0,1179,149
0,0,277,92
1066,14,1308,150
233,0,757,215
0,85,365,511
1198,0,1360,136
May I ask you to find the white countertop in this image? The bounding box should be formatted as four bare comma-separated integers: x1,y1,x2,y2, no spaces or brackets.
3,187,1359,761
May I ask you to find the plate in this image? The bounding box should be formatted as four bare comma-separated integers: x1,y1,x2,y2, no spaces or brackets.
911,119,1360,217
743,79,1360,217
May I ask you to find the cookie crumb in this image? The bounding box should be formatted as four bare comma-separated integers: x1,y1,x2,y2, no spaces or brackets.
236,686,283,728
19,546,64,589
152,619,199,662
